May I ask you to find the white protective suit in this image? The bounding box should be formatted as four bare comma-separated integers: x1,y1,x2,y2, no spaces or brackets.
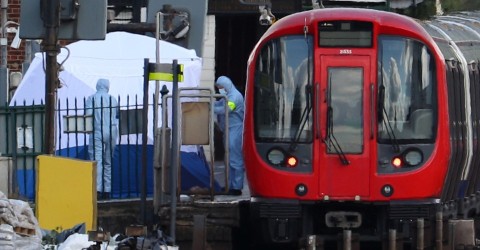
86,79,119,194
214,76,245,191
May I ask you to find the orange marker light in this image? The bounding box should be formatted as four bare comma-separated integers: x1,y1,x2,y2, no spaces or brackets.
392,157,402,168
287,156,298,168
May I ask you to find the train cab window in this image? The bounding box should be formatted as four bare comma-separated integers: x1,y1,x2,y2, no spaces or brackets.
253,35,313,142
378,36,437,143
327,68,363,153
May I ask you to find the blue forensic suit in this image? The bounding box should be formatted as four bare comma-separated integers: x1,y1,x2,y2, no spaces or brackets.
86,79,119,193
214,76,245,191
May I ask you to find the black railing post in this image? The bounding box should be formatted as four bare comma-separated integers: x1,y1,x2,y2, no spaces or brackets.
141,58,149,226
170,59,180,245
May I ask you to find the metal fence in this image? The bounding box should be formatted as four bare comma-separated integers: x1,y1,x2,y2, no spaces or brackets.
0,96,158,201
0,102,45,200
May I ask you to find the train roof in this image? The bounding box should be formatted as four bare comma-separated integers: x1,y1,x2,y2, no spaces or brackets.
264,8,431,41
420,11,480,63
253,8,480,66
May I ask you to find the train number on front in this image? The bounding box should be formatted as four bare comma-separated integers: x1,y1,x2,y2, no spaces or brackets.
340,49,352,54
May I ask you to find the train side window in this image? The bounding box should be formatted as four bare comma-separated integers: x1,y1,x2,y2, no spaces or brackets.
253,35,314,142
378,36,437,142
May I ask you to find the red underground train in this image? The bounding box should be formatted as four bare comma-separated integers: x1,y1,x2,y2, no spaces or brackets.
243,7,480,249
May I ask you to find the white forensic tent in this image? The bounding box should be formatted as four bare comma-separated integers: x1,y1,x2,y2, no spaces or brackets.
11,31,202,151
9,32,215,198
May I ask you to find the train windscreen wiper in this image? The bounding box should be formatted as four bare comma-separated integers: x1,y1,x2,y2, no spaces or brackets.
324,106,350,165
378,85,400,152
289,84,312,152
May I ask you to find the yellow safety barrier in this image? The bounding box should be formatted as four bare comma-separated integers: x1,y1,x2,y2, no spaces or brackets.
36,155,97,231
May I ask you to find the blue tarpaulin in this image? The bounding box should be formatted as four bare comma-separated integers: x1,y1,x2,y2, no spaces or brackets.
18,145,219,200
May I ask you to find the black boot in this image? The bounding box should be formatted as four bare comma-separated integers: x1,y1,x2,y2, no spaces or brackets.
103,192,110,200
228,189,242,196
97,192,103,200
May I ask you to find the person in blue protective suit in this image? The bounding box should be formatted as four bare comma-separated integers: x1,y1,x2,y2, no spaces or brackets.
86,78,119,200
214,76,245,196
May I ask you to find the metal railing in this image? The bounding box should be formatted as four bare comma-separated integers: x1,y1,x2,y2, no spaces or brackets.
156,88,229,206
2,88,228,202
1,96,160,201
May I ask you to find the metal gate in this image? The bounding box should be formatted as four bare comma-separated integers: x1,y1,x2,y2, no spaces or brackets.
0,103,45,200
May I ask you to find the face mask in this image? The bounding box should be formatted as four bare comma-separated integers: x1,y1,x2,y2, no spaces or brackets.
219,89,227,95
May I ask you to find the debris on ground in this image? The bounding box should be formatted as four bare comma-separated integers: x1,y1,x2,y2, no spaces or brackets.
0,191,43,249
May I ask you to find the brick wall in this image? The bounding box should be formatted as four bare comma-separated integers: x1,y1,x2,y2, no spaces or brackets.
5,0,23,71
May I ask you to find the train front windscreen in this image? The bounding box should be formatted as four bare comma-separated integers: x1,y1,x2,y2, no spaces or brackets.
377,36,437,143
253,35,314,143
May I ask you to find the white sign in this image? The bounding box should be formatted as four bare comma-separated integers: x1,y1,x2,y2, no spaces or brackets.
17,127,33,149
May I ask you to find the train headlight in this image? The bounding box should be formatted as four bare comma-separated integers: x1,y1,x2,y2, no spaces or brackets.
391,149,423,168
392,157,402,168
404,149,423,166
286,156,298,168
267,148,286,165
267,148,298,168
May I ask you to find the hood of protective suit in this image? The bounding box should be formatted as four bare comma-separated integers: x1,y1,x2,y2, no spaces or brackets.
215,76,234,93
96,78,110,93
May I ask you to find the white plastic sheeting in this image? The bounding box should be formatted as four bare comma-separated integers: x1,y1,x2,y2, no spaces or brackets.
57,233,114,250
0,191,42,249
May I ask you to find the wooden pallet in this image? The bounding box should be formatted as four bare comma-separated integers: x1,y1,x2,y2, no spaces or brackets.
13,226,35,236
1,215,36,236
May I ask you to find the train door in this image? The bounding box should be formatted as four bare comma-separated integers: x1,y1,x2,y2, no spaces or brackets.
318,55,372,199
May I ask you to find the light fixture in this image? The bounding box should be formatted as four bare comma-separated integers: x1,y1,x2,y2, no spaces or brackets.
381,184,393,197
391,148,423,169
403,149,423,166
10,27,21,49
286,156,298,168
392,157,402,168
9,71,22,89
157,7,190,41
172,19,190,39
2,21,21,49
266,148,298,168
267,148,285,165
258,5,275,26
